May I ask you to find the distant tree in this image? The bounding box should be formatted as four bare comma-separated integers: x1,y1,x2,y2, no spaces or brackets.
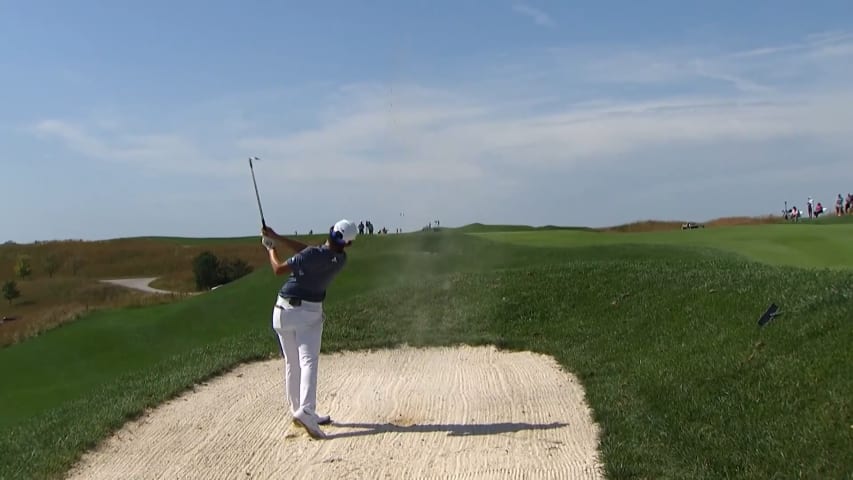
70,255,84,276
192,251,221,290
218,258,253,283
192,252,253,290
2,280,20,305
15,256,32,280
43,253,61,278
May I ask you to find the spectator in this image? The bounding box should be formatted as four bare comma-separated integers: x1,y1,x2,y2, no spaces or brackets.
846,194,852,214
815,202,824,218
791,206,800,222
358,221,365,235
837,194,844,216
807,197,814,218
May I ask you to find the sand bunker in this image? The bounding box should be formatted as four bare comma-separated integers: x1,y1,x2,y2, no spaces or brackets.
66,345,603,479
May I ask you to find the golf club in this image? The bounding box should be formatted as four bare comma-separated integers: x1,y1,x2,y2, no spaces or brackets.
248,156,266,228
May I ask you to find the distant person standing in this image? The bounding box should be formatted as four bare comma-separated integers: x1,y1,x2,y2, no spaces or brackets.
807,197,814,218
837,194,844,216
358,221,365,235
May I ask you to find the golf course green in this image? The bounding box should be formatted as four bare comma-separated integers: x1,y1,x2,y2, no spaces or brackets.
474,222,853,270
1,223,851,479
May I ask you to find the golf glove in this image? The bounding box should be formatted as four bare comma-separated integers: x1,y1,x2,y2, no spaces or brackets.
261,235,276,251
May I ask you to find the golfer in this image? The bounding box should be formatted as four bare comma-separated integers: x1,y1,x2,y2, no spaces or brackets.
261,219,358,439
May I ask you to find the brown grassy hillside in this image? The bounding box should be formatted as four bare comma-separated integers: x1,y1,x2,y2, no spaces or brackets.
0,236,291,346
0,238,264,281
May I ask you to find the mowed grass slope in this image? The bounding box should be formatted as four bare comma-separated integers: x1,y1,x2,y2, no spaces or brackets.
1,229,851,479
477,222,853,270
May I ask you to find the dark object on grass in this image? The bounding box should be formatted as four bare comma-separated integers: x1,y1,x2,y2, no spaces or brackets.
758,304,782,327
681,222,705,230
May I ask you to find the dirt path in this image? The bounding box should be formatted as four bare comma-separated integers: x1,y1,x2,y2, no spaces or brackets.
99,277,176,295
66,345,604,479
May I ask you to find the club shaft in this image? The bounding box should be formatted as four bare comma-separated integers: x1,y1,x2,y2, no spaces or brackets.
249,158,266,228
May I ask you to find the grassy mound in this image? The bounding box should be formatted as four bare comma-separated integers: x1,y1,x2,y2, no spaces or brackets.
453,223,590,233
476,223,853,270
1,231,851,479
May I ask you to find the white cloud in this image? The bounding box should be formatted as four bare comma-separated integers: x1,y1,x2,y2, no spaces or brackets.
541,31,853,96
27,30,853,231
236,88,853,187
31,119,239,177
689,60,773,94
512,4,553,27
37,31,853,188
229,30,853,230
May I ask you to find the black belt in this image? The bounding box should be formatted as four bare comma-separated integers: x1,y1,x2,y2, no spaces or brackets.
278,297,302,307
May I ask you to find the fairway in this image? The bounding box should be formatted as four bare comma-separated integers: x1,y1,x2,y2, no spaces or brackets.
474,223,853,269
1,227,851,479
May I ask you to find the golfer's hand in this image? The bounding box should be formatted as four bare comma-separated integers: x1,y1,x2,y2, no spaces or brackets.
261,235,276,251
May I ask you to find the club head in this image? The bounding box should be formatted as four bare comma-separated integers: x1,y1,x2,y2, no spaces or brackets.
758,303,781,327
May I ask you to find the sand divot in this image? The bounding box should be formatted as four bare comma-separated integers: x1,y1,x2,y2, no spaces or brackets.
66,345,604,479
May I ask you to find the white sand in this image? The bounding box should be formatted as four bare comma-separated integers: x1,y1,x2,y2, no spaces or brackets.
66,345,603,479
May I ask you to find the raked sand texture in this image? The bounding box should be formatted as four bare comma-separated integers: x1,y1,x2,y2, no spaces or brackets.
66,345,604,480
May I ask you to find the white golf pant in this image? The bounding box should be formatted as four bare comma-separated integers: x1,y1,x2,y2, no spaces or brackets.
272,296,324,416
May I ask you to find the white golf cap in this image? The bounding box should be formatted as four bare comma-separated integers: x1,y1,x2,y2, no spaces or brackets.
331,219,358,244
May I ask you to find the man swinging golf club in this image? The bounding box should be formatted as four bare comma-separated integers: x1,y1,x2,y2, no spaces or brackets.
261,219,358,439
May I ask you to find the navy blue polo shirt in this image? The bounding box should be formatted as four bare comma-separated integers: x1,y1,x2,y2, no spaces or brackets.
279,245,347,302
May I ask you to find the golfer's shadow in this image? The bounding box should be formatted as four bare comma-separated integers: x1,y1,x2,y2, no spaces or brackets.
326,421,568,439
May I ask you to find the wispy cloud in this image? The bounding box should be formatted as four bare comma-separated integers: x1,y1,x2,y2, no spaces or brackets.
689,60,772,94
239,88,853,179
232,30,853,221
39,31,853,184
31,119,238,176
28,31,853,228
512,3,553,27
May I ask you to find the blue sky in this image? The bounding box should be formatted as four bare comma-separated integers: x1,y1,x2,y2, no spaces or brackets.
3,1,853,242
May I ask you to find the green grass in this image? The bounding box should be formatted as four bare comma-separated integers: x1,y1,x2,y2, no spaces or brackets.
1,230,852,479
476,223,853,269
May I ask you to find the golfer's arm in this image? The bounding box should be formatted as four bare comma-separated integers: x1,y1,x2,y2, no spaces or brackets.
274,235,308,253
267,248,292,276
